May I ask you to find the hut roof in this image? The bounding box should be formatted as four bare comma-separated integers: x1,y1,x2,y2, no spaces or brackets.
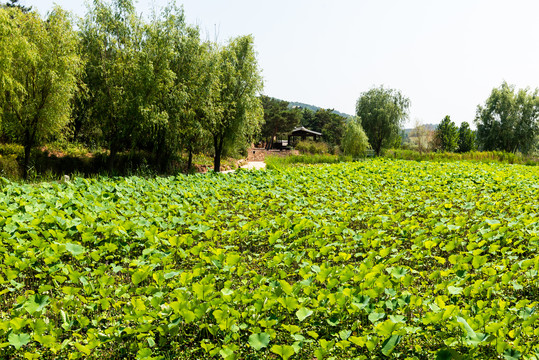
289,126,322,136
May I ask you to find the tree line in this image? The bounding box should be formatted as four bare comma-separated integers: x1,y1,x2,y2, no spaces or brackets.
0,0,263,177
1,1,537,180
352,84,538,156
259,96,350,151
261,82,538,159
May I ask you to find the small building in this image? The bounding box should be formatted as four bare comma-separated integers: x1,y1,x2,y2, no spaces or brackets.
288,126,322,147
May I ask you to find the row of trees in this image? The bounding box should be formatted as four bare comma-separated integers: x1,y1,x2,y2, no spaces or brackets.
247,81,538,159
433,117,476,153
353,83,538,156
476,82,539,154
406,118,476,154
0,1,263,177
1,1,536,179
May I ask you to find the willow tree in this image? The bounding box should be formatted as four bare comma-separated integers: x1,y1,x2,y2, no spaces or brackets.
80,0,171,169
155,10,214,171
341,116,369,157
0,7,81,178
356,86,410,155
204,35,263,172
475,82,539,154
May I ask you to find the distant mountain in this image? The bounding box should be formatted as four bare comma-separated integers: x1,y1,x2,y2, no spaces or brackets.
283,100,353,118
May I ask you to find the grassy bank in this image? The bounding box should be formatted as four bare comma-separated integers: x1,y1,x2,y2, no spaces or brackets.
0,143,239,181
265,154,353,169
384,148,538,166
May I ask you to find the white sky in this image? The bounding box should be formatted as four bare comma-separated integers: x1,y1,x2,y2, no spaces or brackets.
28,0,539,128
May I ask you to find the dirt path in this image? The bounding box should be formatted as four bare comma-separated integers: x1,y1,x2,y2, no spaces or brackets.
222,161,266,174
241,161,266,170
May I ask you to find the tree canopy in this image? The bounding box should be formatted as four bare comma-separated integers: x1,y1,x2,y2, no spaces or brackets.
356,86,410,155
0,6,81,178
260,96,300,149
435,116,459,152
203,35,263,172
75,0,264,172
3,0,31,12
475,82,539,154
457,121,476,153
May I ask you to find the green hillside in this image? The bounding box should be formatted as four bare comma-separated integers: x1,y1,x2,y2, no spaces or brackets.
284,100,352,118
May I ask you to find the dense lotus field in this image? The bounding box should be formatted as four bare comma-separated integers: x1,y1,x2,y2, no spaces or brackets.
1,159,539,359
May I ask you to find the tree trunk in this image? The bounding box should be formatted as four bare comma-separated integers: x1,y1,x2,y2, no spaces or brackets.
22,129,33,180
374,139,382,156
108,145,118,173
187,147,193,171
23,144,31,180
213,135,223,172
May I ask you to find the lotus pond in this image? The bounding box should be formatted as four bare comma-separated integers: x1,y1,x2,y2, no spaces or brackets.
1,159,538,359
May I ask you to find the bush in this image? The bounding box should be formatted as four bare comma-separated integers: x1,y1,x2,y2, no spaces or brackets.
265,154,353,169
0,143,24,159
0,154,21,179
342,117,370,158
295,140,329,154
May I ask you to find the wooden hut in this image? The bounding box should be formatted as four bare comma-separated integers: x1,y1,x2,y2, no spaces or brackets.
287,126,322,147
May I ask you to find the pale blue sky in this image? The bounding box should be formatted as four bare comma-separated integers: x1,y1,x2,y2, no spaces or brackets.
28,0,539,128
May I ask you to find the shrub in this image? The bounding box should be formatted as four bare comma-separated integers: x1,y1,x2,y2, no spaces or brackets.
0,154,21,179
295,140,329,154
265,154,352,169
0,143,24,159
341,117,370,158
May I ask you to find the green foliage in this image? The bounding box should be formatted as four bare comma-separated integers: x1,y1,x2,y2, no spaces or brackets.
80,0,166,165
3,0,31,12
300,108,315,128
271,344,295,359
295,140,329,155
0,154,20,179
341,116,370,157
0,160,539,358
356,86,410,155
78,1,264,174
457,121,476,153
8,332,31,350
0,6,82,178
475,81,539,154
248,333,270,351
155,10,213,171
265,153,352,169
260,96,300,148
318,109,346,146
435,116,459,152
297,108,347,147
203,35,264,172
384,148,538,165
0,143,24,159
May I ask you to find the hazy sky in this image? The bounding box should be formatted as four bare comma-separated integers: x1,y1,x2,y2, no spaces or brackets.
29,0,539,128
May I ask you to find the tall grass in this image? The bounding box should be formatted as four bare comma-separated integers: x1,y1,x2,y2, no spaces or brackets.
266,154,353,169
384,149,538,165
294,140,330,155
